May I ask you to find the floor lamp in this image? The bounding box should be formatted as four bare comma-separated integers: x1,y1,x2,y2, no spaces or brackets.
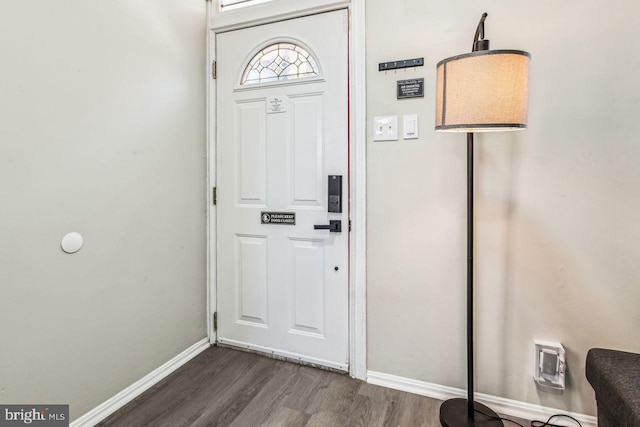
435,13,531,427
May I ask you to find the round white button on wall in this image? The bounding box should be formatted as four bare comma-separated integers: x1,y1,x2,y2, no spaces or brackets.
61,232,84,254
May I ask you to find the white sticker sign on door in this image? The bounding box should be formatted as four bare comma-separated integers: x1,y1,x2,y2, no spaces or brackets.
267,96,287,114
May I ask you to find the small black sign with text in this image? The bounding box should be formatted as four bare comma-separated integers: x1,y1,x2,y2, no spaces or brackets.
261,212,295,225
397,78,425,99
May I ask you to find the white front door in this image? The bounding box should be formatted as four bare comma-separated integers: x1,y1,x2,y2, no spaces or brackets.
216,10,349,371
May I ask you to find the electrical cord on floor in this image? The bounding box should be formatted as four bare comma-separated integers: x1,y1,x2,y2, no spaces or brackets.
474,408,583,427
530,414,583,427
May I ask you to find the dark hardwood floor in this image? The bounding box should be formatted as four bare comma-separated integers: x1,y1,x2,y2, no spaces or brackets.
98,346,528,427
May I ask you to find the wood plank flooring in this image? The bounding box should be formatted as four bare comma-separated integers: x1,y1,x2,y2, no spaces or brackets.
98,346,528,427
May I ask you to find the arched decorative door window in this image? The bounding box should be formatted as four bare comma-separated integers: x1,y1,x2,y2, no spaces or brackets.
240,42,320,85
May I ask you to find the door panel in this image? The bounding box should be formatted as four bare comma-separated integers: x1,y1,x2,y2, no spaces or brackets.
216,9,349,370
290,238,325,336
236,234,268,326
290,94,323,207
236,102,267,205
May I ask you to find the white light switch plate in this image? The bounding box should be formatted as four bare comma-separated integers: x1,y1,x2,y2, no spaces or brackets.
403,114,418,139
373,116,398,141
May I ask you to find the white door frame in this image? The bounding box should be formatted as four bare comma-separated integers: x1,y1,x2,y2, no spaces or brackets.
205,0,366,379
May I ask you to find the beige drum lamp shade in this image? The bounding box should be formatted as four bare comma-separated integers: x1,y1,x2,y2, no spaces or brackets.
435,50,531,132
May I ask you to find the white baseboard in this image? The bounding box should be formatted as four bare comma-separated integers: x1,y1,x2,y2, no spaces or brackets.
71,338,210,427
366,370,597,427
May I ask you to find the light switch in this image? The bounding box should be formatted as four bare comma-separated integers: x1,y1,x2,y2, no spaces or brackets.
403,114,419,139
373,116,398,141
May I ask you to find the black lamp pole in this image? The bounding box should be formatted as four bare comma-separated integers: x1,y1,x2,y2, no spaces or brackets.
439,13,505,427
465,12,487,420
466,131,475,419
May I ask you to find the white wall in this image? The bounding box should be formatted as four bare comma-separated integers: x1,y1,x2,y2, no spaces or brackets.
366,0,640,416
0,1,207,421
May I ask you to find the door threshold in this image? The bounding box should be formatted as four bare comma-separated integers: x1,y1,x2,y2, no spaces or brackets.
217,337,349,373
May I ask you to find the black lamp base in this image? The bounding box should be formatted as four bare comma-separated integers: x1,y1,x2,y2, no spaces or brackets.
440,398,504,427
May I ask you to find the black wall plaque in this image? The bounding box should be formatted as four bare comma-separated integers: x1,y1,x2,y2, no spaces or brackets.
261,212,295,225
397,78,425,99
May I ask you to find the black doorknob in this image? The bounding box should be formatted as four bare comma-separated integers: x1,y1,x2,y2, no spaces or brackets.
313,220,342,233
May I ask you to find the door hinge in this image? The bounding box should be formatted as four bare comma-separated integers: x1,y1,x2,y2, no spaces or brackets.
212,60,217,79
212,187,217,205
213,312,218,331
349,220,352,232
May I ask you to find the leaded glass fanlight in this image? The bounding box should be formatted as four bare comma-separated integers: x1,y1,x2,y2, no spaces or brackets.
240,42,319,85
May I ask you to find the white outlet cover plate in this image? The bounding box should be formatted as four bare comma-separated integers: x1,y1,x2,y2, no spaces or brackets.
533,339,565,390
373,115,398,141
